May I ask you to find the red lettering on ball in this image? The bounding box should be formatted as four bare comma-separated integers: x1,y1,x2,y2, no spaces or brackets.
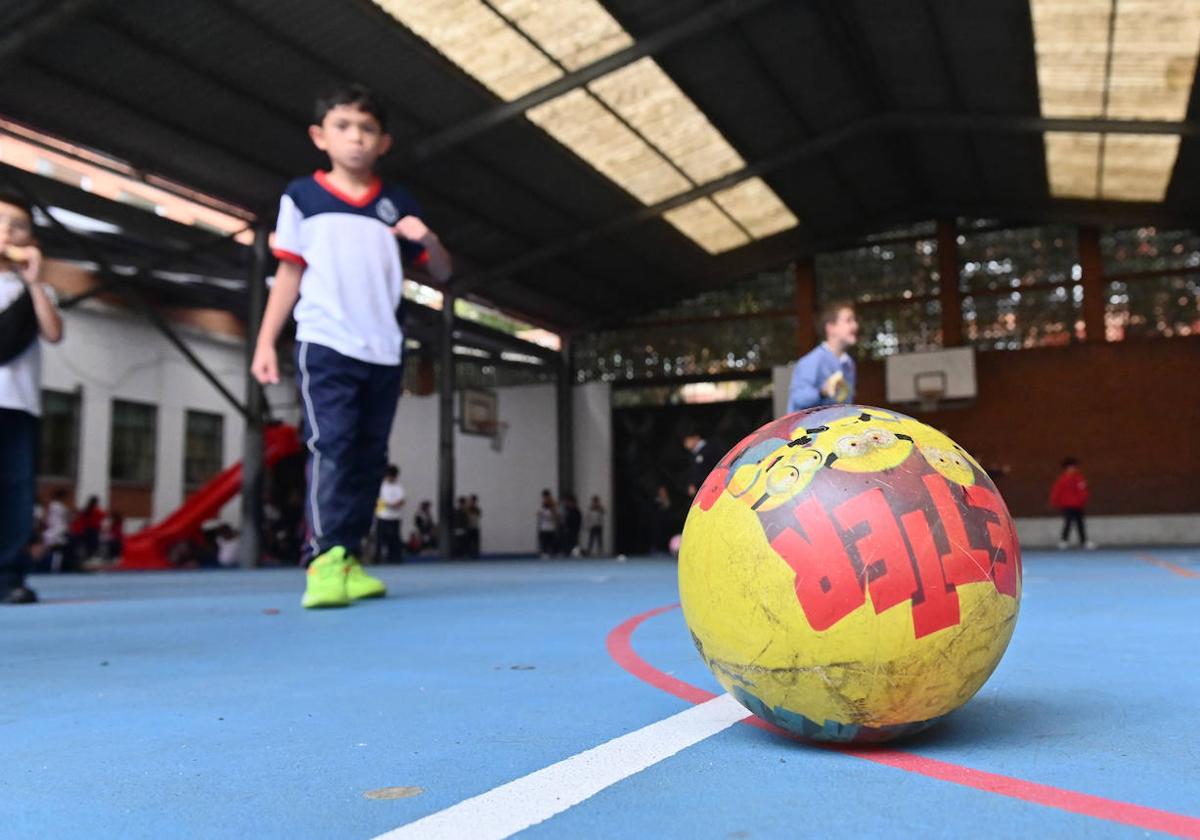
833,488,918,615
923,474,992,587
901,509,961,638
771,495,864,631
964,485,1020,597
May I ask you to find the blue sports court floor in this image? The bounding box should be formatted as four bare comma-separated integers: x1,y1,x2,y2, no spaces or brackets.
4,549,1198,839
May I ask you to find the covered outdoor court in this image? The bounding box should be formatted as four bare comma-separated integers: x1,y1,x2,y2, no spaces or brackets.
5,549,1199,838
2,1,1199,838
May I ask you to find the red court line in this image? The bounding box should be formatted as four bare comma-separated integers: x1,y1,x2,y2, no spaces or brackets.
607,605,1200,840
1139,553,1200,579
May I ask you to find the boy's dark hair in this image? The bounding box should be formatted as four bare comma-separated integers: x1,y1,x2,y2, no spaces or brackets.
0,191,34,220
385,465,399,479
314,83,387,131
819,300,855,338
1061,457,1079,468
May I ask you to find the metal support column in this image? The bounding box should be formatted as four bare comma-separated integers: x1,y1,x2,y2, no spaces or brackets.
1078,226,1106,343
239,225,269,568
557,337,575,501
438,289,456,558
794,257,817,353
937,219,963,346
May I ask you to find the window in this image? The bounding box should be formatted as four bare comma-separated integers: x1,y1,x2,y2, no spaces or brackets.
184,410,224,493
959,225,1078,292
574,268,798,383
39,390,80,479
816,233,940,358
574,314,797,383
1104,275,1200,341
857,300,942,358
1102,227,1200,341
817,238,939,305
963,286,1082,350
959,226,1082,350
109,400,157,484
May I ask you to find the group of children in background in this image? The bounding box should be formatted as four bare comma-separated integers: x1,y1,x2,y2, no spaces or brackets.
33,492,123,573
370,465,481,562
538,491,606,559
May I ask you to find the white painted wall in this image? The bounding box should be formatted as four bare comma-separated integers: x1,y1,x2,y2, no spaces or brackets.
387,382,613,555
41,303,254,527
573,381,613,555
387,385,557,555
40,303,615,553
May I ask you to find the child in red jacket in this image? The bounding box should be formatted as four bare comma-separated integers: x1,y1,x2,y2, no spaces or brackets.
1050,457,1096,550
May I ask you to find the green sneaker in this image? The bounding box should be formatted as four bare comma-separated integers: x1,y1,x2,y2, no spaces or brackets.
345,555,387,601
302,547,350,609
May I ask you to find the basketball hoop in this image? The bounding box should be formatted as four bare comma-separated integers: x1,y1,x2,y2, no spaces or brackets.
914,371,947,413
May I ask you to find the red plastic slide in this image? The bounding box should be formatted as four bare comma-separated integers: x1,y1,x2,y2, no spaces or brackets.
118,424,303,570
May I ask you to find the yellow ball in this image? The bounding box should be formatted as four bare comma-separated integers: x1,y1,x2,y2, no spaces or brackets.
679,405,1021,743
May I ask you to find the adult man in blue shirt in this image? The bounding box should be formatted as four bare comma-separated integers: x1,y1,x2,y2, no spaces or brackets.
787,301,859,413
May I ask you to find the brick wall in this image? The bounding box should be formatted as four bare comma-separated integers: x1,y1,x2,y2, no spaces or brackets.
854,337,1200,517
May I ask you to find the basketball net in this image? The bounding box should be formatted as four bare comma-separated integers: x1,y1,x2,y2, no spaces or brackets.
916,385,945,413
490,421,509,453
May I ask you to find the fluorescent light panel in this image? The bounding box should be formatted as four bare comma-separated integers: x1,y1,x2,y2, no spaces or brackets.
375,0,798,253
1031,0,1200,201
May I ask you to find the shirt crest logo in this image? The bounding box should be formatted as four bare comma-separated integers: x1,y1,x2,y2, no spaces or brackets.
376,197,399,225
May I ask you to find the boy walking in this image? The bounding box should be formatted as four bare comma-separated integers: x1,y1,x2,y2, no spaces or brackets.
251,84,451,608
1050,457,1096,550
0,192,63,604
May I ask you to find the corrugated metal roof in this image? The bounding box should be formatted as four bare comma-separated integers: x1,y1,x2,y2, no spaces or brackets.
1,0,1196,329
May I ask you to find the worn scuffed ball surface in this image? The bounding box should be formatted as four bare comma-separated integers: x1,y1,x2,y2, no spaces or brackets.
679,405,1022,743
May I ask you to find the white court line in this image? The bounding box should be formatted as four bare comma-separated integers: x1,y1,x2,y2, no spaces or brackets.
373,693,750,840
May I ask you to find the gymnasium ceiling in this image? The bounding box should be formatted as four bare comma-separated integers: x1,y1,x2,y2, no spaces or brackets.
2,0,1199,332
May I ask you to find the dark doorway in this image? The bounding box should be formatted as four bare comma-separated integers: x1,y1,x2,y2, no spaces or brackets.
611,398,772,555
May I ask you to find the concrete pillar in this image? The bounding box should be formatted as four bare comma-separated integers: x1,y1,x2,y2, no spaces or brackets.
937,219,963,346
794,257,817,353
239,225,269,567
1079,226,1106,343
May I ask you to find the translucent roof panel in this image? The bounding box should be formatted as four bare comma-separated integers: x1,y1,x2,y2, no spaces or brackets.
1034,0,1198,200
588,57,745,185
1044,131,1181,200
491,0,632,71
372,0,561,101
1107,0,1200,120
378,0,801,252
1045,131,1102,198
1030,0,1113,118
526,88,690,204
712,177,799,239
662,198,752,254
1101,133,1181,200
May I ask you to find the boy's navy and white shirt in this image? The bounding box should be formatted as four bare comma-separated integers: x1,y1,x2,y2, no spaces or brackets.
0,271,49,416
272,171,428,366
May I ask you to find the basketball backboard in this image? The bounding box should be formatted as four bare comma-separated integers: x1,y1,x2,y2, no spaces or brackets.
885,347,977,408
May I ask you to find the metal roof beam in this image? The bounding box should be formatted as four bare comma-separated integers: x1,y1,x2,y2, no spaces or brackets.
405,0,781,162
0,0,106,63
